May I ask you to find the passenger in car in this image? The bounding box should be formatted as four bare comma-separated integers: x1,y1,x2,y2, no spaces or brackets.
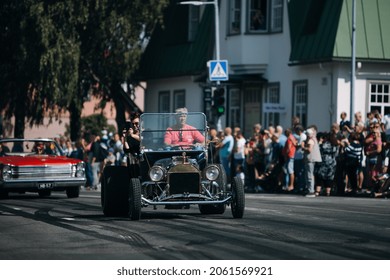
34,142,45,154
0,143,10,156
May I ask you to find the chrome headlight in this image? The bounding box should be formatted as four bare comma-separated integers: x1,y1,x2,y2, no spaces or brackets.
2,165,12,180
205,165,219,181
76,162,85,177
149,166,165,182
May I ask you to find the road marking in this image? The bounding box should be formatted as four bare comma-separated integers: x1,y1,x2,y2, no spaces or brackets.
62,217,75,221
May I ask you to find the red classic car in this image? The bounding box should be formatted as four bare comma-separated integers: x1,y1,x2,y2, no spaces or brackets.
0,138,86,199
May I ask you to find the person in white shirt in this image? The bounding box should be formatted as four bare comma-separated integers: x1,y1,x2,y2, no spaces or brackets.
381,113,390,141
233,131,246,177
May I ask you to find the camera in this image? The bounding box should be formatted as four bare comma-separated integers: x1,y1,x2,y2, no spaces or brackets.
124,121,133,131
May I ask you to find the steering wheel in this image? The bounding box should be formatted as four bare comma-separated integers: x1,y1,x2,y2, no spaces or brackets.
165,144,199,150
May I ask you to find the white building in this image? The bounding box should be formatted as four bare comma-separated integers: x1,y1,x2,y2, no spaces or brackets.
136,0,390,137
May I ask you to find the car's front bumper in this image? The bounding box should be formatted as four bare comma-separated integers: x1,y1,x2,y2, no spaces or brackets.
0,178,86,192
141,195,231,206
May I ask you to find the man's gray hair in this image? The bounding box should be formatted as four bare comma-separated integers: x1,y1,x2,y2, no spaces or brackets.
175,107,188,114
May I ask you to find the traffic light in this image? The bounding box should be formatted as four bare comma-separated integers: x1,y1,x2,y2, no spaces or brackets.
213,87,225,117
203,87,212,103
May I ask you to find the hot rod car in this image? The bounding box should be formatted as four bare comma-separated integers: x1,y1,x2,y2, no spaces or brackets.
101,112,245,220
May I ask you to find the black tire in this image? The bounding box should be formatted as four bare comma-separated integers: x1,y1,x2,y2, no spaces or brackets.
199,164,227,215
128,178,142,220
0,190,9,199
199,203,226,214
38,190,51,197
215,164,227,192
101,166,129,217
66,186,80,198
231,176,245,218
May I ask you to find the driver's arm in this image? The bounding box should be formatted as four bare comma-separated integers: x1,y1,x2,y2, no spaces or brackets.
164,128,173,145
193,130,205,144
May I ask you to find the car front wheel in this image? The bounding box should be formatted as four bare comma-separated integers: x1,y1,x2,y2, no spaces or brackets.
38,190,51,197
231,176,245,218
101,166,129,217
0,190,8,199
66,186,80,198
128,178,141,220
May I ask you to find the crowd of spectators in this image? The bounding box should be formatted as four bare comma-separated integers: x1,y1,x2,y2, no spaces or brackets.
210,110,390,198
48,109,390,198
51,113,140,191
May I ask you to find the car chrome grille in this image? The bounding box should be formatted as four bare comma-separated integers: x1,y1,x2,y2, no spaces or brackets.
10,165,74,179
168,172,200,194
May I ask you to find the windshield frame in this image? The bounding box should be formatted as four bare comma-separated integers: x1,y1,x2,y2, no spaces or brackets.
139,112,208,152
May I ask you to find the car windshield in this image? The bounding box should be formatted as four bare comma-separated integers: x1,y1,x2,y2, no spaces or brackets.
0,139,63,156
140,112,207,151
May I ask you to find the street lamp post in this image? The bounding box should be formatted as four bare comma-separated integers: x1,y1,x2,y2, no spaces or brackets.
350,0,356,121
180,1,222,130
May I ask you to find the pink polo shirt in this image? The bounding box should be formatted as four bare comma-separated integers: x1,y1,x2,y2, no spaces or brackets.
164,124,205,146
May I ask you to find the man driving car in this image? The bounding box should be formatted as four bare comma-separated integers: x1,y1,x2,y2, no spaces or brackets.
164,107,205,147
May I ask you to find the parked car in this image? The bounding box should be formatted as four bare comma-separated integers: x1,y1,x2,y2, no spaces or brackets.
101,112,245,220
0,138,86,198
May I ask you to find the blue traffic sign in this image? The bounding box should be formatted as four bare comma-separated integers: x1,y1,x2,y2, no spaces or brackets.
209,60,228,81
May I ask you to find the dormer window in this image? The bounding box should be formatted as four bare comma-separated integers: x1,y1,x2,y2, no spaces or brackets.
247,0,283,33
249,0,268,31
229,0,242,34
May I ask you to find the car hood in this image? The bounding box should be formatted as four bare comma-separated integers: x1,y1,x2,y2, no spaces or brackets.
0,155,82,166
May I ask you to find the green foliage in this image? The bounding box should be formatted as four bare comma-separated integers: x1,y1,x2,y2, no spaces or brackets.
0,0,169,137
67,113,116,140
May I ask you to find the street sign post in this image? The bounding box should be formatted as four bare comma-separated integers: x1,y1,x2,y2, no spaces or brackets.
208,60,228,81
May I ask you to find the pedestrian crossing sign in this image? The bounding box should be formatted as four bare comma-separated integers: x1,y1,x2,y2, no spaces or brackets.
208,60,229,81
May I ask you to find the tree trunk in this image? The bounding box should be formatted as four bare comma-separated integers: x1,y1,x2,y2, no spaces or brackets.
69,100,82,141
13,92,26,139
111,82,126,131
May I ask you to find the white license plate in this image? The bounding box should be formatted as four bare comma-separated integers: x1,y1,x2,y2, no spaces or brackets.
38,183,53,189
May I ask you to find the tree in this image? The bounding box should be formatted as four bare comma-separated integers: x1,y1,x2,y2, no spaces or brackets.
0,0,169,139
0,0,85,138
78,0,169,132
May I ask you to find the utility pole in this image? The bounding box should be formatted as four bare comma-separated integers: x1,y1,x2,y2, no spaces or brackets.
350,0,356,121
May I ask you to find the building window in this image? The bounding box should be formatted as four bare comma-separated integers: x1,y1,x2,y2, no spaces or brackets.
159,91,170,113
174,90,186,109
188,6,200,42
263,83,280,127
248,0,267,32
293,81,308,128
243,84,262,137
229,0,242,34
270,0,283,32
369,82,390,115
229,88,241,128
247,0,283,33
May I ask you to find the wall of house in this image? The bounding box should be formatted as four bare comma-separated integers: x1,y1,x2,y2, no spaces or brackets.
224,35,271,66
335,62,390,124
141,1,390,135
144,76,204,113
3,87,145,139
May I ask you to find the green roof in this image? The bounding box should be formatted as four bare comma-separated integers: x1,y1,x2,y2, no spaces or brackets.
289,0,390,65
136,2,214,80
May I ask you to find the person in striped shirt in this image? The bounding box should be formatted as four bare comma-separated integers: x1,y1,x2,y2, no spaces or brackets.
344,132,363,195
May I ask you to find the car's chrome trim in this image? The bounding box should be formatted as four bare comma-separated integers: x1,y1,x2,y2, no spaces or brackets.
141,196,230,205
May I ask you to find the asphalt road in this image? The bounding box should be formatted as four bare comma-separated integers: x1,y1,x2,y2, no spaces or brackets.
0,190,389,260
